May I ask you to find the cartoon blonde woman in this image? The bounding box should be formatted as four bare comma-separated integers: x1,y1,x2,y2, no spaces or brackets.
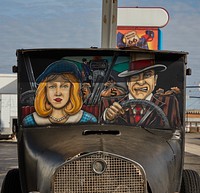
23,60,97,126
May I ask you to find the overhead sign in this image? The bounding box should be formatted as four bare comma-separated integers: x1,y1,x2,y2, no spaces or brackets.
117,27,159,50
117,7,169,28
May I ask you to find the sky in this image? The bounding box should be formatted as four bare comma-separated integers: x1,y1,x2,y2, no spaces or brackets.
0,0,200,109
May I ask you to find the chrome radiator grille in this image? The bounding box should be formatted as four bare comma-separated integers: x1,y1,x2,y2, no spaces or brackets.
52,151,147,193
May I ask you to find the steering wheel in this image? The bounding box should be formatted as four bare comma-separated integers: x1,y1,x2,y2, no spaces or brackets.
120,99,170,129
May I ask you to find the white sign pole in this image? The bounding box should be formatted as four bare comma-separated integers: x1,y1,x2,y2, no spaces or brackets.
101,0,118,48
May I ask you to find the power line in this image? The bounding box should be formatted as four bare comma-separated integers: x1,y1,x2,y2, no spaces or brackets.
186,86,200,88
189,96,200,98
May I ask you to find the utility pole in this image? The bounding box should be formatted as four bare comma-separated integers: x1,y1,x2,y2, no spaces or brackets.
101,0,118,48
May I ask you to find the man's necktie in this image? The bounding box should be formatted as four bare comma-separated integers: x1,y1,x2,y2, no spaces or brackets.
134,105,142,123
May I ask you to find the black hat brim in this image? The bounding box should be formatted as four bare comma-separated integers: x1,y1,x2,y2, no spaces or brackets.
118,64,167,78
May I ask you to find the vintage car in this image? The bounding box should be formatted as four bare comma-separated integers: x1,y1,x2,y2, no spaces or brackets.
1,47,200,193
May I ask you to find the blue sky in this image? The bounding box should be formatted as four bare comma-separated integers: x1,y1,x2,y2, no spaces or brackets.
0,0,200,109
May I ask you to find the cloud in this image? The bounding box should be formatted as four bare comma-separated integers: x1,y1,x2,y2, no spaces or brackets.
0,0,102,73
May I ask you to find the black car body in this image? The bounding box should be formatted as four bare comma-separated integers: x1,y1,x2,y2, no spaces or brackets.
1,48,200,193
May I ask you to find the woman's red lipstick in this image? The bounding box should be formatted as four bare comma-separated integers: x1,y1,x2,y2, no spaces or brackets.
54,98,62,102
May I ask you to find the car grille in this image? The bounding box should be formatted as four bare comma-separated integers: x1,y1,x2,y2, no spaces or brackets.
52,151,147,193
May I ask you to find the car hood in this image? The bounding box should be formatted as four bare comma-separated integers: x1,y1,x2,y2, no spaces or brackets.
18,124,183,193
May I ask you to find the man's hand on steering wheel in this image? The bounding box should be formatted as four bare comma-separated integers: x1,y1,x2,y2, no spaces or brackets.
105,99,170,129
105,102,125,121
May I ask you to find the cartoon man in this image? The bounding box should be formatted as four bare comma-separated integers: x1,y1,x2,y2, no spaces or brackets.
81,82,92,103
102,54,181,128
81,58,92,83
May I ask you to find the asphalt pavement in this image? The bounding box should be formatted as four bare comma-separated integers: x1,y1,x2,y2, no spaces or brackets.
184,132,200,174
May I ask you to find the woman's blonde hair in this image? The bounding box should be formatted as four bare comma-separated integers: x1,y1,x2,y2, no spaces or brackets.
34,73,83,117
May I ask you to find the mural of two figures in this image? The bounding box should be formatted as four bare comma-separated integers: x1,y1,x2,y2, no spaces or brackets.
21,53,182,130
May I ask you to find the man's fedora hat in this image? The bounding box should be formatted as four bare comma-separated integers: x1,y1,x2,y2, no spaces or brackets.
36,59,82,84
118,53,167,78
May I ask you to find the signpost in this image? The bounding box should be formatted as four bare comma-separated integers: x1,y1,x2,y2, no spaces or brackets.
101,0,118,48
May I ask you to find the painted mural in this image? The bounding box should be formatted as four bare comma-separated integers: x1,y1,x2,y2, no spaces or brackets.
20,53,182,129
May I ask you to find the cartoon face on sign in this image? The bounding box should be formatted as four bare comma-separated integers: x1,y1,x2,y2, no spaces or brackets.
117,30,155,49
123,31,140,47
22,60,97,127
